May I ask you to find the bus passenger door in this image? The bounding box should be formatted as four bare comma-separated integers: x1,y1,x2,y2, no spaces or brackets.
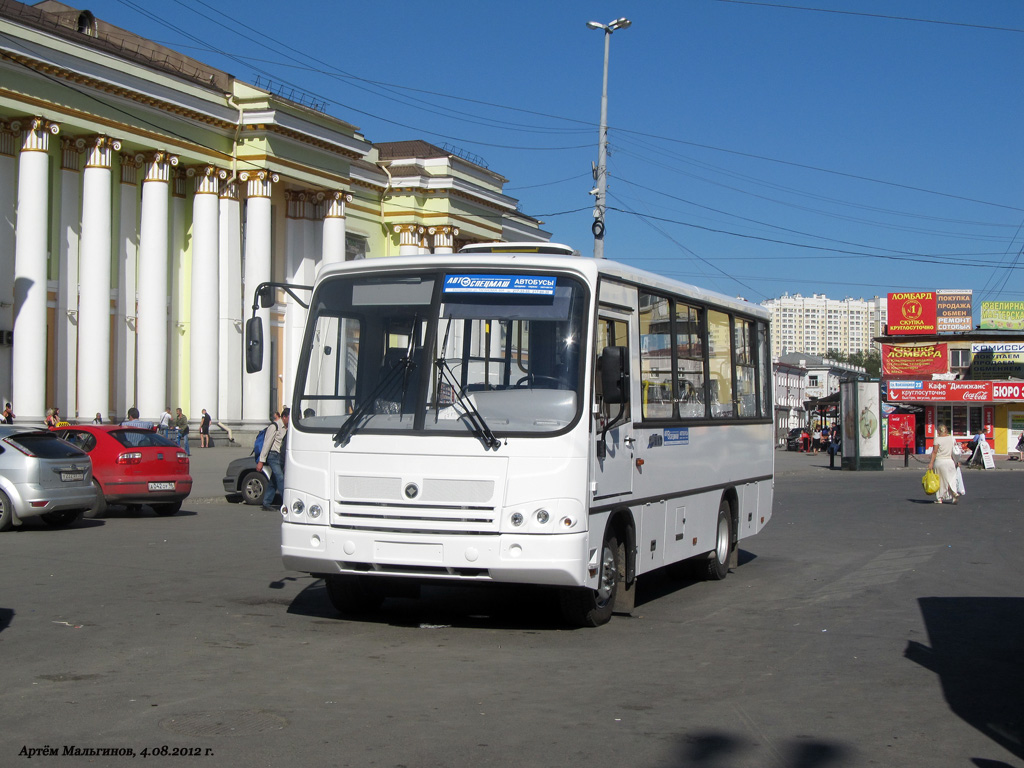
593,312,635,501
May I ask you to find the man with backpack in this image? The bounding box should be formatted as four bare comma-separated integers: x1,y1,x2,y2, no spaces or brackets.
256,407,289,511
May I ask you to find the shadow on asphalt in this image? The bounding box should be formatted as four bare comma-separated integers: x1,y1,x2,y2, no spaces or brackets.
280,551,759,630
669,731,851,767
0,607,12,634
906,597,1024,762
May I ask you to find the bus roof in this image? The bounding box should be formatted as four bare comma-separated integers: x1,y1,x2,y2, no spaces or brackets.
317,247,768,320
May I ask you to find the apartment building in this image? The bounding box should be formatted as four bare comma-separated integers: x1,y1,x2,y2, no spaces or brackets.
763,294,887,359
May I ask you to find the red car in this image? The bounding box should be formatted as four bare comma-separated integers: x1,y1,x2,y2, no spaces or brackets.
51,425,192,516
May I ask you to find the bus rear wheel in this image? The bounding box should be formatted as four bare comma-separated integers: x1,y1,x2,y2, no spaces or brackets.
559,533,619,627
704,500,733,581
325,574,385,615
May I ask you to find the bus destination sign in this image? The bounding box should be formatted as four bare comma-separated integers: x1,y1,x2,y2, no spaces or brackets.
443,274,557,296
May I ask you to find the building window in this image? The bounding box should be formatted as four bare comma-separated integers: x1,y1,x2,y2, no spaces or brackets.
345,234,367,261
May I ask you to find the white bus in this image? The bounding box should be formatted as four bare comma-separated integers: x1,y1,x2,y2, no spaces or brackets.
247,242,774,626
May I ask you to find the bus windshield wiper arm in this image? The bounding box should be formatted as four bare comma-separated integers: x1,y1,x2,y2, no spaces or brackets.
434,357,500,451
333,358,414,447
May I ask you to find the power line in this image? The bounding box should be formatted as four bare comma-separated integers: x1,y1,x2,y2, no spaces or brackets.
714,1,1024,35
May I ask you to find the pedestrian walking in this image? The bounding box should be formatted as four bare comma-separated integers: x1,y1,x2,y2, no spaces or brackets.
200,409,212,448
257,407,289,511
812,425,821,455
158,407,173,440
828,428,841,469
928,424,963,504
174,408,190,455
2,402,13,424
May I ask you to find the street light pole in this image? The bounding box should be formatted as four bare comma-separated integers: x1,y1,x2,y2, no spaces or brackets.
586,17,631,259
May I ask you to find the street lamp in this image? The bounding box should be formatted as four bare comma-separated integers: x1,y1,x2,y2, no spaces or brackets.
586,16,631,259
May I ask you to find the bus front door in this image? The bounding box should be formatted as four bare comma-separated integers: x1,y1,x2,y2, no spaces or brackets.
593,312,635,501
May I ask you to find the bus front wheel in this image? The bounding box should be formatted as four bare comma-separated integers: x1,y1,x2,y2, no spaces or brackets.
559,533,619,628
325,574,385,615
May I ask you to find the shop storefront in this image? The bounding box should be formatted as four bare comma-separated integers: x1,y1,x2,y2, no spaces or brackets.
884,380,1024,453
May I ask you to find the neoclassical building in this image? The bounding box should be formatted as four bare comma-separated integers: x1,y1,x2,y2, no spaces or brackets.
0,0,548,425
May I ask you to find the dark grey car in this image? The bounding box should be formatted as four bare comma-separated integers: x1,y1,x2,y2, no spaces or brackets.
0,426,97,530
222,455,274,506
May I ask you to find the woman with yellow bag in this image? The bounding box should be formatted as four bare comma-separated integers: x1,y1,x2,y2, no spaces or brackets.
927,424,962,504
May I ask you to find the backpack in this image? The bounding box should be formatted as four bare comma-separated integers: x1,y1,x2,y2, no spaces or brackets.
253,423,275,457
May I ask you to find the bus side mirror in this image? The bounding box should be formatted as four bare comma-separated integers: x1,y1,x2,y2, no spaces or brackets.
599,346,628,404
245,317,264,373
257,284,275,308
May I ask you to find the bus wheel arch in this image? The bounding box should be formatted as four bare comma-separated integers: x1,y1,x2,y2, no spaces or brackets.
559,508,635,627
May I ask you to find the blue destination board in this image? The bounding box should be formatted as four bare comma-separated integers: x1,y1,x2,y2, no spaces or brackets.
443,274,557,296
664,427,689,445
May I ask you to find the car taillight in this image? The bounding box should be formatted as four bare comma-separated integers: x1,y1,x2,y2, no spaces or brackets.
177,453,189,464
116,452,143,465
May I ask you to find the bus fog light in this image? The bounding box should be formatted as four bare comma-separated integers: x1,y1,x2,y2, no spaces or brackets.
292,499,305,515
535,509,549,524
560,516,577,529
511,512,524,527
309,504,322,519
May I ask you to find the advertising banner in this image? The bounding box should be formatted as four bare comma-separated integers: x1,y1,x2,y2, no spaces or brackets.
881,343,948,376
980,301,1024,330
887,292,937,335
886,380,992,403
969,342,1024,379
936,290,973,332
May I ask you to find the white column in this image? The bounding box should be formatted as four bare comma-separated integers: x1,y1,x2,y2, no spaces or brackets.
218,180,242,421
56,139,82,418
137,152,176,420
0,124,21,411
169,172,187,411
241,170,276,422
395,223,422,256
77,135,119,419
188,165,223,419
430,225,459,255
321,191,350,270
115,154,139,420
13,118,59,423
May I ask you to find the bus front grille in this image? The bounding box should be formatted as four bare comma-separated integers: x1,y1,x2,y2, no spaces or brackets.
331,504,498,534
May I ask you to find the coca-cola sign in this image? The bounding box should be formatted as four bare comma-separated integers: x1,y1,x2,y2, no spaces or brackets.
887,380,992,402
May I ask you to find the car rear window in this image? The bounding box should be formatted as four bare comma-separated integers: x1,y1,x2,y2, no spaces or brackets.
8,433,88,459
110,429,178,449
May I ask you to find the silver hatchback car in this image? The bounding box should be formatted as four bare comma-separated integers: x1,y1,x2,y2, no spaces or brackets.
0,426,97,531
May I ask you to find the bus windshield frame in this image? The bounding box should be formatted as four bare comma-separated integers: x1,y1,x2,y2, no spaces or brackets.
292,268,590,441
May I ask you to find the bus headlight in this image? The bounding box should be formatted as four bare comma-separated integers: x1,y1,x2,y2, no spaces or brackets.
291,499,305,516
535,509,550,525
308,504,322,519
510,512,524,527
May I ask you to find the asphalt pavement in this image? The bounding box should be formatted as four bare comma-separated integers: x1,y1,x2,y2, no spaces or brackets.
1,446,1022,768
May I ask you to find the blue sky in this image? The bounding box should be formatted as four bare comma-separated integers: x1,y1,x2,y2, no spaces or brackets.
80,0,1024,308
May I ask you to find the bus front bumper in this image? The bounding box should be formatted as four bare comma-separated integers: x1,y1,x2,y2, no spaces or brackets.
281,523,590,588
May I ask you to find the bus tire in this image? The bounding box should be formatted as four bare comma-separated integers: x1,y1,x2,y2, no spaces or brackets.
559,532,619,627
705,500,733,581
325,574,385,615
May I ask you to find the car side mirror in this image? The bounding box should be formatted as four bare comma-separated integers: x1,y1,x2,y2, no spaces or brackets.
599,346,628,404
245,317,264,373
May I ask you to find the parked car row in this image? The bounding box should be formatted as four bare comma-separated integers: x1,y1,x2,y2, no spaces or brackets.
0,425,192,532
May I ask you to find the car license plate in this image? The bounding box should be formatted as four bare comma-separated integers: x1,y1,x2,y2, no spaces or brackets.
61,471,85,482
148,482,175,491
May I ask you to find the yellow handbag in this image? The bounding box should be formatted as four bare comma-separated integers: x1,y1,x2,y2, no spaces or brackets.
922,469,940,495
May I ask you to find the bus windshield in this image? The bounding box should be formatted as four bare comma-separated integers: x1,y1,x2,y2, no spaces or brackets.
294,270,588,440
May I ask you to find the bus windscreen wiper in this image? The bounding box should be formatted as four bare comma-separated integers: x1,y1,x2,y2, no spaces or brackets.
334,318,418,447
434,318,500,451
